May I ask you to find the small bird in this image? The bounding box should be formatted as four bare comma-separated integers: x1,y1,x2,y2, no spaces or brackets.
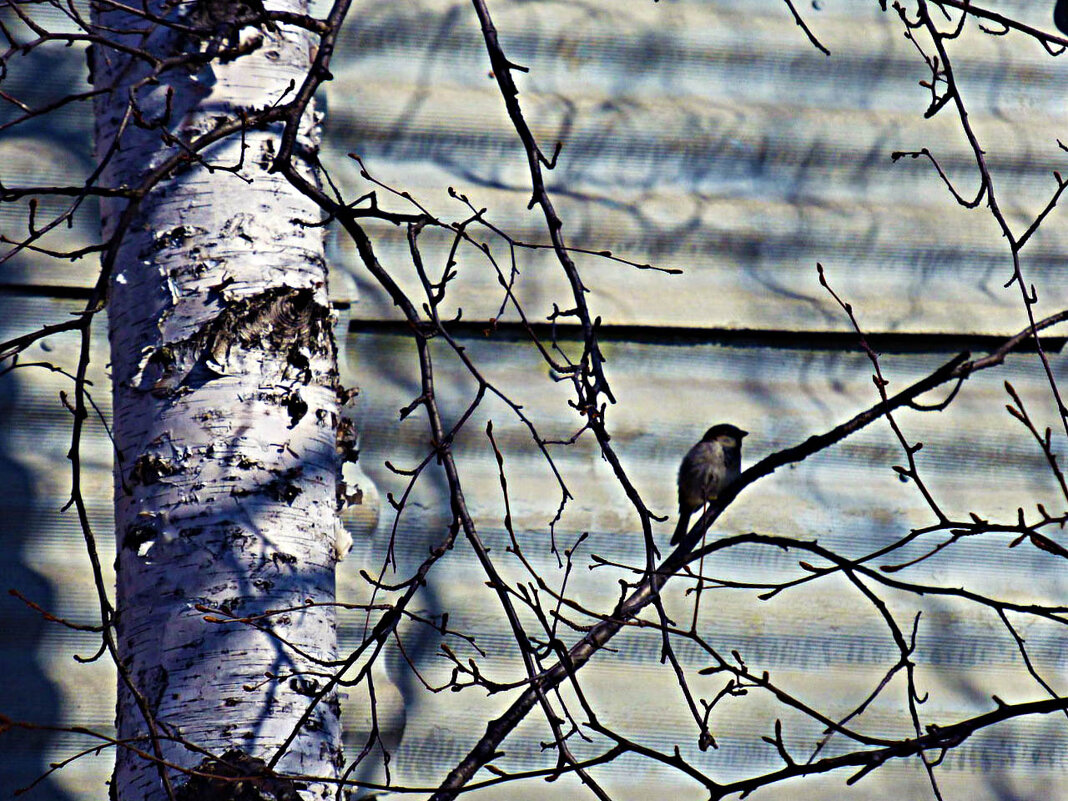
671,424,748,545
1056,0,1068,36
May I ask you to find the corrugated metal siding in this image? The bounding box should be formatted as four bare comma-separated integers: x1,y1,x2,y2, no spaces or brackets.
3,0,1068,798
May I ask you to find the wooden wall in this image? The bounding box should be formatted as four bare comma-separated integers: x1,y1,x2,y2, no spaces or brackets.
2,1,1068,798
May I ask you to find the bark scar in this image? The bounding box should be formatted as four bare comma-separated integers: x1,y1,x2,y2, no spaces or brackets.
174,749,304,801
142,286,332,396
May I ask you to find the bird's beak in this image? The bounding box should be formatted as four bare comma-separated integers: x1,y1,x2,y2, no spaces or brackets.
739,429,749,438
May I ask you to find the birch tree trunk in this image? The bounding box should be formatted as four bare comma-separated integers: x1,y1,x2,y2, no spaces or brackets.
91,4,343,798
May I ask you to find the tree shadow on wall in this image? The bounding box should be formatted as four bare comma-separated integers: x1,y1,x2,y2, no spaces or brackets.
0,374,76,801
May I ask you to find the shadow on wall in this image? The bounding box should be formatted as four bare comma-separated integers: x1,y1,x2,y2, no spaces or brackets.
337,331,450,790
0,373,75,801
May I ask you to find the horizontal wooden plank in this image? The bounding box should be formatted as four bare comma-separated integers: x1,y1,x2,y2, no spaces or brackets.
4,1,1068,335
319,0,1068,334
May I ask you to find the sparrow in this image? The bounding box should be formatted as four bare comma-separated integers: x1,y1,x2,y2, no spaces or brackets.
671,424,747,545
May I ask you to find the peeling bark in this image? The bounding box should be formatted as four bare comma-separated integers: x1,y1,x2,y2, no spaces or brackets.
173,750,304,801
92,3,343,799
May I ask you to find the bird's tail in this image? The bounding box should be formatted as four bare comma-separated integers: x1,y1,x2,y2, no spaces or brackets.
671,509,692,546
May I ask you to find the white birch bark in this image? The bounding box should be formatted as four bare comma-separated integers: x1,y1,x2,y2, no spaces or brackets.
92,3,342,798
